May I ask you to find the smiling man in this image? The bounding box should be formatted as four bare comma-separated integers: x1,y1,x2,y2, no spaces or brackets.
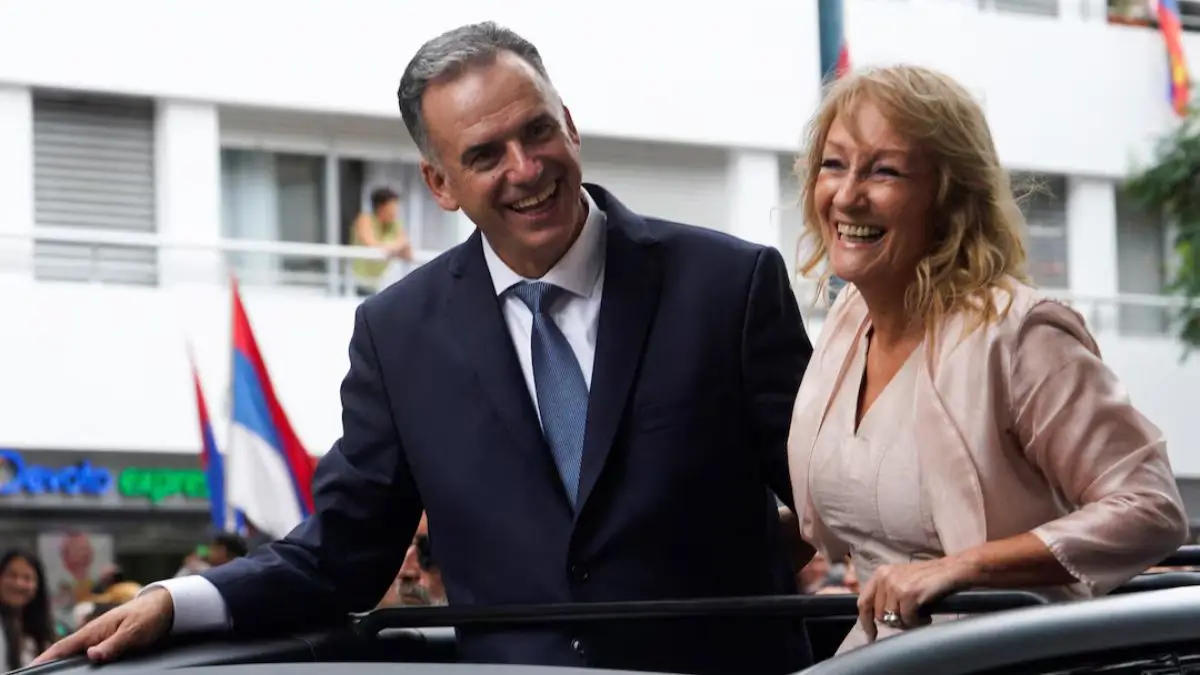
37,22,812,675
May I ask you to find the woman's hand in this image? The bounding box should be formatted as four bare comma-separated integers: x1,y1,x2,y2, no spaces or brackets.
856,533,1076,642
856,555,975,642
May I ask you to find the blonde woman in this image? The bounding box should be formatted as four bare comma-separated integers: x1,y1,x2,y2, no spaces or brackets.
786,65,1188,654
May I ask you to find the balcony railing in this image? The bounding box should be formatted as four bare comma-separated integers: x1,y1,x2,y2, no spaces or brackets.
0,225,442,296
0,226,1191,339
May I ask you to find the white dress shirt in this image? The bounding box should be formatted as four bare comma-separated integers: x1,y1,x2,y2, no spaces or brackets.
150,189,608,635
482,188,607,417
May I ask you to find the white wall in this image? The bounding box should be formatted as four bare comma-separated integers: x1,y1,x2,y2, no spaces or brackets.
2,275,1197,478
581,137,731,231
0,84,33,277
0,0,822,152
156,100,222,284
844,0,1189,177
728,150,783,247
1094,334,1200,478
0,280,356,456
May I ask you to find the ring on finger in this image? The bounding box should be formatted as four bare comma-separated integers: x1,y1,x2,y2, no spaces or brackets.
881,609,903,628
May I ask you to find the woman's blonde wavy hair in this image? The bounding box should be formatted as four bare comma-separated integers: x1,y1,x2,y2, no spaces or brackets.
797,65,1029,337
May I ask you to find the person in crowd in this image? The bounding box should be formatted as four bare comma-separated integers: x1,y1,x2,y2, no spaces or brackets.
1,550,54,670
352,186,413,293
173,545,211,578
377,513,447,608
37,21,813,675
90,564,124,595
787,64,1188,654
205,534,248,567
814,556,858,595
74,580,144,631
58,533,95,604
795,551,831,595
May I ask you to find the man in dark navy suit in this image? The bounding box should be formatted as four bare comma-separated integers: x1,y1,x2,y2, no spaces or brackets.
38,22,813,675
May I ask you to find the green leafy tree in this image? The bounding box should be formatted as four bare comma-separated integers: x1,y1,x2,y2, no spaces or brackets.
1125,115,1200,350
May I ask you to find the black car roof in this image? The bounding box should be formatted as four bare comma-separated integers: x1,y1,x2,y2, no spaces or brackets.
801,586,1200,675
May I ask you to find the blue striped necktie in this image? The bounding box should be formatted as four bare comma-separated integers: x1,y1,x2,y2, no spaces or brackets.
509,281,588,508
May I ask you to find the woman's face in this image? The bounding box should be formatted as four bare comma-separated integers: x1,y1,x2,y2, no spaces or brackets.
814,99,938,295
0,557,39,610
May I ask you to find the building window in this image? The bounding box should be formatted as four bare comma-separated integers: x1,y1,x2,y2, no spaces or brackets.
1014,173,1070,289
221,149,327,286
220,150,455,291
1116,188,1170,335
33,92,156,285
982,0,1059,18
1109,0,1200,30
336,158,456,252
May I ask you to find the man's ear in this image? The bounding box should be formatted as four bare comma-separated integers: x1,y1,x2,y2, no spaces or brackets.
420,159,460,211
563,105,581,146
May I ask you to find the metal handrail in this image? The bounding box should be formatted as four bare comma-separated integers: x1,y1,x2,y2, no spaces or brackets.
1159,545,1200,567
1040,287,1192,310
0,225,442,264
3,227,1189,313
350,591,1049,639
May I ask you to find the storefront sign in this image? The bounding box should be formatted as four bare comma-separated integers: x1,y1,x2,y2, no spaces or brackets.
0,449,208,503
0,449,112,496
117,467,209,503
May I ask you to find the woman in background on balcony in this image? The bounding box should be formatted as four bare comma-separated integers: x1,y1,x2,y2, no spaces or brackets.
786,65,1188,654
1,550,54,670
352,186,413,294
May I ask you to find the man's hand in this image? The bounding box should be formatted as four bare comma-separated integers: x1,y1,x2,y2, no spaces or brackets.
32,586,174,665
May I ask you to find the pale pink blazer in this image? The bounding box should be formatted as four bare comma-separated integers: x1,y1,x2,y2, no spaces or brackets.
788,280,1188,596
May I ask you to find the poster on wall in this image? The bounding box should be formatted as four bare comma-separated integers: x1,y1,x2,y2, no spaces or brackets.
37,531,114,627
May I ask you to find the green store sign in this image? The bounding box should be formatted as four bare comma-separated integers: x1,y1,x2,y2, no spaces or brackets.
117,467,209,503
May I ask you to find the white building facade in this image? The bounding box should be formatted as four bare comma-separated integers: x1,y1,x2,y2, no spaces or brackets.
0,0,1197,495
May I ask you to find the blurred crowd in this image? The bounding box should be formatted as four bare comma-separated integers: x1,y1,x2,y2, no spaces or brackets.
0,517,446,671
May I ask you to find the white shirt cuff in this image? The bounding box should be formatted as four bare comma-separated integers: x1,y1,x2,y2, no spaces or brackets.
143,576,231,634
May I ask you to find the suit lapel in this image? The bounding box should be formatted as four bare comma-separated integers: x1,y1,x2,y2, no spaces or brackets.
575,186,662,515
444,232,554,475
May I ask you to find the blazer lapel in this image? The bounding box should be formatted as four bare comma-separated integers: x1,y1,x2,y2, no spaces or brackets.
916,320,988,554
574,186,662,515
792,291,868,556
444,232,554,475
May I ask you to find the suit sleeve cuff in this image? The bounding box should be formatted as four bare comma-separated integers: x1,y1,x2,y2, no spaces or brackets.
143,576,231,634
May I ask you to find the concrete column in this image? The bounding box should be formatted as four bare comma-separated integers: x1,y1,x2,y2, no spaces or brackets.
0,84,33,282
727,149,782,249
155,99,222,286
1066,176,1119,331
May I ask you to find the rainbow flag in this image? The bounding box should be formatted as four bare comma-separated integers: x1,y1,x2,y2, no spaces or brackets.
1154,0,1191,116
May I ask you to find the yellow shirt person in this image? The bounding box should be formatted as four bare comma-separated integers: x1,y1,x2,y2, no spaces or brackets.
351,187,412,291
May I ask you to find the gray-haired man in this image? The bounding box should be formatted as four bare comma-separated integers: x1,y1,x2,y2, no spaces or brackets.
37,22,812,674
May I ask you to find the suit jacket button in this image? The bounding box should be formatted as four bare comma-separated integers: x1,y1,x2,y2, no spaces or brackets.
569,564,589,583
570,638,585,658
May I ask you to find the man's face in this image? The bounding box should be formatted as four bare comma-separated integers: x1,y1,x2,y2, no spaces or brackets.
376,198,400,224
396,515,446,606
419,51,585,277
61,533,94,579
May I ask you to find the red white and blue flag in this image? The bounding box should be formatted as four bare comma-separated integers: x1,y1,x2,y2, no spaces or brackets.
225,279,315,539
189,348,227,532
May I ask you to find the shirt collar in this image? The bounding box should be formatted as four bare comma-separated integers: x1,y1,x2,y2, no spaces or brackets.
480,188,606,299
